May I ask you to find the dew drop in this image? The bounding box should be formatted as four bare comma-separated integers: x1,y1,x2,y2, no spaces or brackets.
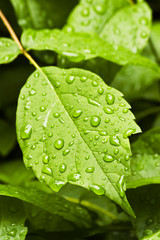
103,155,114,162
54,139,64,150
32,111,37,117
110,135,120,146
59,163,66,173
86,167,94,173
67,173,81,182
50,179,65,192
53,112,60,118
62,51,85,62
80,76,87,82
66,75,75,84
7,228,17,237
97,88,104,94
114,149,119,155
99,131,107,136
90,184,105,195
42,165,52,176
69,141,74,146
85,155,90,160
117,175,126,198
88,98,100,107
48,132,53,137
72,109,83,118
54,81,61,88
81,7,90,17
104,107,114,114
93,4,106,14
20,124,32,139
63,148,70,156
40,106,46,112
29,88,36,96
106,93,115,105
123,128,135,139
42,155,49,164
92,80,98,87
123,108,128,113
90,115,101,127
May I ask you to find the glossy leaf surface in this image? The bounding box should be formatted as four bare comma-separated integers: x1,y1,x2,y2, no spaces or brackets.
0,38,20,64
16,66,141,216
127,128,160,188
0,196,27,239
21,29,160,74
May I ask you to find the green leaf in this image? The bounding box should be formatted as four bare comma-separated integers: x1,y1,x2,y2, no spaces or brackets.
0,184,93,228
10,0,78,30
141,231,160,240
0,159,35,185
111,65,160,101
0,38,20,64
127,185,160,239
65,0,129,34
126,128,160,189
100,2,151,53
16,66,140,216
0,119,16,156
151,22,160,61
21,29,160,74
0,196,27,239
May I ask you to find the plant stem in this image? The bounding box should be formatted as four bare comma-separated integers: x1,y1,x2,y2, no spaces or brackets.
0,9,41,71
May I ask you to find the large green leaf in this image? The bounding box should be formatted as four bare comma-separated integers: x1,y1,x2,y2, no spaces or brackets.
21,29,160,74
151,22,160,61
128,185,160,239
10,0,78,30
0,184,92,228
0,38,20,64
126,128,160,189
16,66,140,216
0,196,27,239
0,119,16,156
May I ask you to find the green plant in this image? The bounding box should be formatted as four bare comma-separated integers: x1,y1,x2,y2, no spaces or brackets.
0,0,160,239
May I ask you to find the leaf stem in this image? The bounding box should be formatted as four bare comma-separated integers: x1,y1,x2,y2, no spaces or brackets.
0,9,41,71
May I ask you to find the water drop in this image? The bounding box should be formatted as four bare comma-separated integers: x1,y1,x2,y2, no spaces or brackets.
103,155,114,162
54,139,64,150
139,17,148,26
67,173,81,182
42,155,49,164
117,175,126,198
53,112,60,118
72,109,83,118
81,7,90,17
32,111,37,117
104,107,114,114
90,115,101,127
110,135,120,146
97,88,104,94
20,124,32,139
85,155,90,160
86,167,94,173
80,76,87,82
59,117,65,124
54,81,60,88
123,108,128,113
106,93,115,105
50,179,65,192
90,184,105,195
93,4,106,14
29,88,36,96
105,118,110,123
62,51,85,62
48,132,53,137
92,80,98,87
123,128,135,139
31,145,36,150
88,98,100,107
34,72,39,78
99,131,107,136
114,149,119,155
40,106,46,112
7,228,17,237
69,141,74,146
66,75,75,84
59,163,66,173
63,149,70,156
42,165,52,176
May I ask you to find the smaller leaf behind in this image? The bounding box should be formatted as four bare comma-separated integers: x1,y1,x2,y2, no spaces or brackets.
0,38,20,64
126,128,160,189
0,196,27,240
